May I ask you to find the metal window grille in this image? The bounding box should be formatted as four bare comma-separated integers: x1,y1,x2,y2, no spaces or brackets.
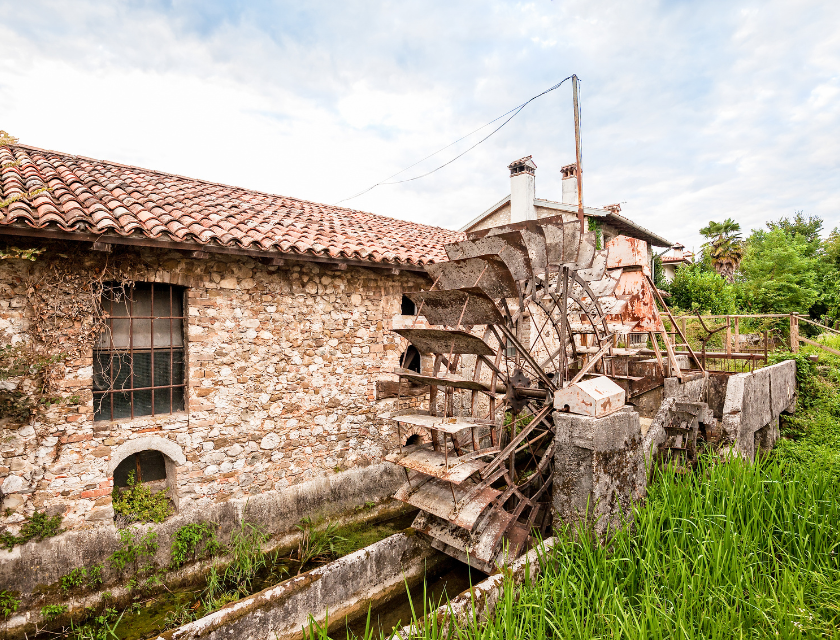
93,283,186,421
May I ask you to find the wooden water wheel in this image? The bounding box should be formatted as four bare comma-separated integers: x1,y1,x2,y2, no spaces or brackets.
386,217,633,572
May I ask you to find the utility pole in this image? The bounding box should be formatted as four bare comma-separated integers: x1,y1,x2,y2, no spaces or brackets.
572,74,585,234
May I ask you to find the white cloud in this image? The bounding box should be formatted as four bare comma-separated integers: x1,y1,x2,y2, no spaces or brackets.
0,0,838,251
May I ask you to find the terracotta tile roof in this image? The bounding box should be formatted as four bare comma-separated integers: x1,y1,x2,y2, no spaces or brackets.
0,144,463,266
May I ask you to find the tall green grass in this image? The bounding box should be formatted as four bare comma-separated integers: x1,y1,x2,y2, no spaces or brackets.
480,458,840,639
312,457,839,639
310,347,840,639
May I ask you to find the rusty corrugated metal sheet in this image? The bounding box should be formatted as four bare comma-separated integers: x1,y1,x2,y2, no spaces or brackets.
607,270,664,332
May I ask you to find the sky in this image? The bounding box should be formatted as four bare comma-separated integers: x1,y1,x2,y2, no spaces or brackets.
1,0,838,253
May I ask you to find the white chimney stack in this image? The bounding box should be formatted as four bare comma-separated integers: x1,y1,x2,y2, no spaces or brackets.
561,163,578,205
508,156,537,223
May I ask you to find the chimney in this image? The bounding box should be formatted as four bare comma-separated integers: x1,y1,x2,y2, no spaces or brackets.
560,164,578,205
507,156,537,223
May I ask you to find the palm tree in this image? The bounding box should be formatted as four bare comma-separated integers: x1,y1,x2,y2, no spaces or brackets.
700,218,743,282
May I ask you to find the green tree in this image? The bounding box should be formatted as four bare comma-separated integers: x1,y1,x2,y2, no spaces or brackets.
699,218,743,282
669,262,737,314
819,227,840,326
739,228,820,313
767,211,823,250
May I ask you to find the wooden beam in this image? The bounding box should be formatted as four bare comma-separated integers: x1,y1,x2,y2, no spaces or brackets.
800,336,840,357
725,316,732,356
790,313,799,353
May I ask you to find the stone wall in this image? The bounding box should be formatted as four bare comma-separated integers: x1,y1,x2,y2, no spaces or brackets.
553,406,646,540
0,243,429,535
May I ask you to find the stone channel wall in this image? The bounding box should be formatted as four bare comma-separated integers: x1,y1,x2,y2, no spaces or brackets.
161,532,444,640
0,243,428,535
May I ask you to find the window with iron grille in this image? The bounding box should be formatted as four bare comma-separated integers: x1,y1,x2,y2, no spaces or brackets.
93,283,186,421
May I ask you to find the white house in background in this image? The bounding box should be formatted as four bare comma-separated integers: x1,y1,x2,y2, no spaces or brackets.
660,243,694,282
460,158,673,269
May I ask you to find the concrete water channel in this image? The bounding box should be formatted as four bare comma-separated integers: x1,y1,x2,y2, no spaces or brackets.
25,510,482,640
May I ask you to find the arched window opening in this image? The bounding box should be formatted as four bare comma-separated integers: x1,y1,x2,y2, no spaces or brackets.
405,433,423,446
400,345,421,373
114,450,168,488
401,294,417,316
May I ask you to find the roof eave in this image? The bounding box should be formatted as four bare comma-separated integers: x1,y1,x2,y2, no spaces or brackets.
604,212,672,248
0,224,432,272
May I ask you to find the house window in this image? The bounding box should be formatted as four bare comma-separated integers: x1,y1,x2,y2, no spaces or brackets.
93,283,186,421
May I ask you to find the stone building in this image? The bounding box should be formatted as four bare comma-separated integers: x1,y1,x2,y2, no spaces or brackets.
0,142,462,534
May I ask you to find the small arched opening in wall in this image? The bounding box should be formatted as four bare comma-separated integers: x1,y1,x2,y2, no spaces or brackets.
401,426,429,447
400,294,417,316
400,345,421,373
108,436,186,512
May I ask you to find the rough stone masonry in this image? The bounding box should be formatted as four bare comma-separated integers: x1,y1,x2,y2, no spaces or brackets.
0,244,430,533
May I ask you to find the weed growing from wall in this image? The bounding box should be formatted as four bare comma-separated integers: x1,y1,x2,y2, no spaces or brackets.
112,471,173,526
41,604,68,622
169,522,223,569
0,510,62,550
0,590,20,619
108,527,159,587
59,565,104,594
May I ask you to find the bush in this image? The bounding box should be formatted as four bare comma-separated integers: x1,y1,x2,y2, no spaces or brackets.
112,471,172,525
669,263,737,314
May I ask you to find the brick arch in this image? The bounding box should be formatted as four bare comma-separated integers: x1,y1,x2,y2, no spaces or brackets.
108,436,185,510
107,436,186,475
398,425,430,446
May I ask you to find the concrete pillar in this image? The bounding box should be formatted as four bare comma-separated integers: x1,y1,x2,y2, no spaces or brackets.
553,406,646,540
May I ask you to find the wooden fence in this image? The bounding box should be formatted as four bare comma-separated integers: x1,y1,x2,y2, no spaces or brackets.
652,313,839,372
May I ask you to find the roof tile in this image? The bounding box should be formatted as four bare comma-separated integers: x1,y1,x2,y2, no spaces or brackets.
0,144,462,265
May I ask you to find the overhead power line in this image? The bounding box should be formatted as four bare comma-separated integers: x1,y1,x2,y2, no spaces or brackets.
335,76,574,205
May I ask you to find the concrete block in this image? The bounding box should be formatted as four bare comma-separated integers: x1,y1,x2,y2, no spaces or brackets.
553,407,645,540
554,375,626,417
664,373,706,402
743,366,772,434
768,359,796,416
720,359,796,461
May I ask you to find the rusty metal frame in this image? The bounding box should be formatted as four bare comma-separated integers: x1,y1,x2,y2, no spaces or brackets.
93,282,186,421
